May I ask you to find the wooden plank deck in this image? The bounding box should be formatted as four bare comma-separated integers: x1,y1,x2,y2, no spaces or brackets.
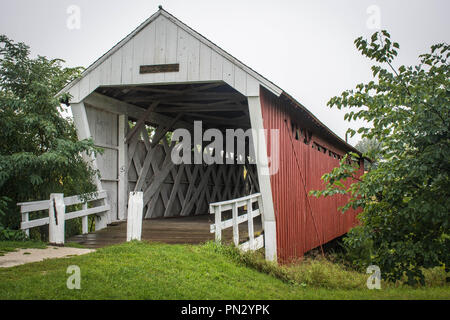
67,214,262,248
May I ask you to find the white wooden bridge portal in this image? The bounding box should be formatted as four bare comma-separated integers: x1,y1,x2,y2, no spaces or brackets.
58,8,279,260
20,7,362,262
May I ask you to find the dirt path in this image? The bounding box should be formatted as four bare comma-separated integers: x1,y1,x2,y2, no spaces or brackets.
0,247,95,268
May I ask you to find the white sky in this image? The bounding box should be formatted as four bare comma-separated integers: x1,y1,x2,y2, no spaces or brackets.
1,0,449,145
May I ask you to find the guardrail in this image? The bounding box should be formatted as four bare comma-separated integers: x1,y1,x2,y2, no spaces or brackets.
17,191,110,244
209,193,264,252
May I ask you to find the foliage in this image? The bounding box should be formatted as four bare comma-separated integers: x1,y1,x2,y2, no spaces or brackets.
0,240,47,256
0,226,28,241
311,30,450,285
355,138,382,157
0,196,27,240
355,138,382,170
0,35,101,233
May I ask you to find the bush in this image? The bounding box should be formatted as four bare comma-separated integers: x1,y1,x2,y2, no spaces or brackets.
0,35,100,240
0,226,28,241
311,31,450,285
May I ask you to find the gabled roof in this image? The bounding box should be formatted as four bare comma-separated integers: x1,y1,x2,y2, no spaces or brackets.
59,7,359,154
58,7,283,98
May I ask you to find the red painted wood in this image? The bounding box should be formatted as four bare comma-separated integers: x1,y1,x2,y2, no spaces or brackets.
259,87,363,262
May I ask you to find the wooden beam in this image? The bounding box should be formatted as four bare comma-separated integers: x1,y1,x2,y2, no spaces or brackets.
155,105,246,113
143,156,176,206
84,92,193,131
161,139,186,212
119,85,184,94
163,165,184,217
181,165,213,216
150,113,182,148
180,165,199,216
125,93,246,103
125,101,159,143
247,96,277,261
186,113,249,127
118,114,128,221
126,83,225,101
134,126,166,192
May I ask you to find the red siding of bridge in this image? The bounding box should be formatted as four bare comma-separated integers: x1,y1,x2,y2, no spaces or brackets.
260,88,362,262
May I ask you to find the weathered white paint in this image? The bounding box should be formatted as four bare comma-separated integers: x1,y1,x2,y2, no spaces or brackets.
240,234,264,252
18,191,110,237
209,209,261,233
214,205,222,242
58,10,282,103
21,212,29,237
118,114,128,221
70,102,108,231
84,105,119,224
209,193,263,252
82,203,88,234
127,192,144,241
232,202,239,246
247,96,277,261
48,194,65,245
247,198,255,249
72,101,122,225
70,102,102,191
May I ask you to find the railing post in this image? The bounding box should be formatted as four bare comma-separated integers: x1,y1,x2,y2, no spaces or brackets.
257,195,264,232
82,202,88,234
247,198,254,250
49,193,65,245
127,191,143,241
232,202,239,246
95,197,108,231
214,205,222,242
22,212,29,237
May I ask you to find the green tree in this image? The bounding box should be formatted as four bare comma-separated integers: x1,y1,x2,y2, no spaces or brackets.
0,35,100,235
355,138,382,170
311,31,449,285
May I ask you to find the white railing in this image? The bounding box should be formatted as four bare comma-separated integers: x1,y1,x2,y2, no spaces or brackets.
17,191,110,244
209,193,264,252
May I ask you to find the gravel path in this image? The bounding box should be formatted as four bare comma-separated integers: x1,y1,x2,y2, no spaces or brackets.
0,247,95,268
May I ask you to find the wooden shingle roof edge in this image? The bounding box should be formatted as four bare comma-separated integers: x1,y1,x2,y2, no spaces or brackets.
280,90,362,156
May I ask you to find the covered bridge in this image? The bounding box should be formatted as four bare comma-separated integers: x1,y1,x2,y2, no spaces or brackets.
59,7,362,262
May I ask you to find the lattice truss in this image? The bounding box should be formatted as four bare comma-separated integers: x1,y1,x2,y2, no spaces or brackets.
127,123,259,219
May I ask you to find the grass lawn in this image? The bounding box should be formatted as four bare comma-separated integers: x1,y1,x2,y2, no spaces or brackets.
0,241,448,300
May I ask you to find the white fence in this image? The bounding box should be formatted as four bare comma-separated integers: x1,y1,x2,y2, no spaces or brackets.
17,191,110,244
209,193,264,252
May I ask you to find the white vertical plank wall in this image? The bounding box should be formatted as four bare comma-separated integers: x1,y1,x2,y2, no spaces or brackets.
62,12,282,104
85,105,119,224
71,102,108,231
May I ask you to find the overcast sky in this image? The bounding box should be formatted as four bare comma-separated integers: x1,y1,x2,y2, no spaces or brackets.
1,0,449,145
